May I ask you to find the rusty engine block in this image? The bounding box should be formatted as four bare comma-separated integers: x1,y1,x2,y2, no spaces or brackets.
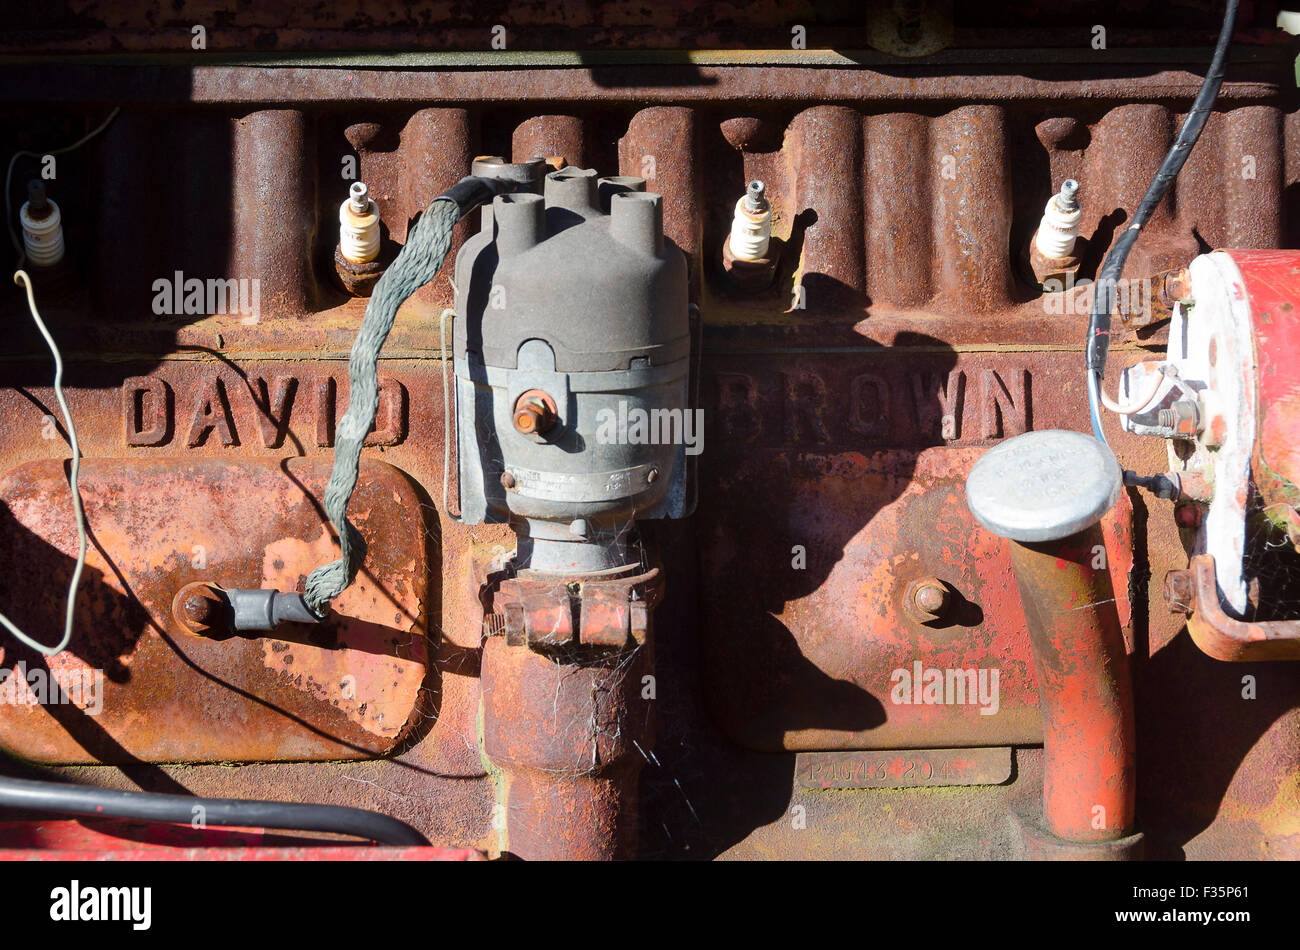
0,0,1298,867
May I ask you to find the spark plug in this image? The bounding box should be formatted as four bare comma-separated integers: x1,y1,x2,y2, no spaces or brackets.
728,180,772,261
19,181,65,267
339,182,380,264
334,182,387,296
1034,179,1082,259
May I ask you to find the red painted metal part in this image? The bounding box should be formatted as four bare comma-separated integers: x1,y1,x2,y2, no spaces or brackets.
1171,555,1300,662
479,562,659,860
0,13,1297,859
1008,525,1136,845
699,353,1136,753
0,820,482,859
1234,249,1300,510
0,457,430,764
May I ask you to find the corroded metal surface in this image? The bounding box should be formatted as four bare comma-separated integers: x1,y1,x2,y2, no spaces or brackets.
1238,249,1300,508
1170,555,1300,662
698,349,1136,752
480,635,651,860
795,747,1012,790
3,1,1280,55
0,457,430,763
1009,526,1137,844
0,15,1297,860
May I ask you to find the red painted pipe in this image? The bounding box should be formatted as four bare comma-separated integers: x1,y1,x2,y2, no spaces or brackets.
1008,523,1136,842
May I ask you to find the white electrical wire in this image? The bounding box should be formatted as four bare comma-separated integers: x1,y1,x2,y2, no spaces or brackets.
4,107,120,268
1100,365,1166,416
1,111,117,655
1,271,87,656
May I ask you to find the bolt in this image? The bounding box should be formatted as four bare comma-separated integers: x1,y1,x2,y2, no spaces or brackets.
1166,268,1193,305
743,180,769,214
904,576,950,623
1157,399,1201,438
570,518,589,539
171,582,232,638
348,181,370,213
501,471,516,490
646,467,659,484
1056,179,1080,213
183,593,216,626
914,582,948,614
1164,570,1195,614
512,390,557,435
513,400,553,435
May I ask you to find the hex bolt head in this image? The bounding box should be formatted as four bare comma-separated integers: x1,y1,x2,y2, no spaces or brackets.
1163,268,1193,306
171,582,233,638
512,390,558,435
513,401,551,435
1164,570,1195,614
915,582,948,614
501,471,517,490
904,576,950,623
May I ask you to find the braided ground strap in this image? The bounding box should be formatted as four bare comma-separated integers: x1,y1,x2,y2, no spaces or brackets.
304,198,460,616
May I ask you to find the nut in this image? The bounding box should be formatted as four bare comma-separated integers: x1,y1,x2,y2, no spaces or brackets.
722,234,778,293
904,576,950,624
171,582,233,638
1163,570,1196,614
1162,267,1193,307
333,244,386,297
512,389,558,435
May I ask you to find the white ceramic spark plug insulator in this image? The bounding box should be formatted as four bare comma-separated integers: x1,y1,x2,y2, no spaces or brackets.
20,199,64,267
339,183,380,263
729,195,772,261
1034,192,1082,259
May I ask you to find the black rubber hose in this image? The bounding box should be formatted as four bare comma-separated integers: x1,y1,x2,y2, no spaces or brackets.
0,774,428,846
1086,0,1239,444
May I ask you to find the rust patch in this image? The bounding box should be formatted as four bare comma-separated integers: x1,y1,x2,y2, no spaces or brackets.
0,457,430,764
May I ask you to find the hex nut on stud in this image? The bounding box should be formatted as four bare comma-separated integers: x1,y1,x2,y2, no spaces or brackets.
904,577,950,624
512,390,558,435
171,582,233,638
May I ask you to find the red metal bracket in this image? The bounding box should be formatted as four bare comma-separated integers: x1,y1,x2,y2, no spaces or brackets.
1166,554,1300,662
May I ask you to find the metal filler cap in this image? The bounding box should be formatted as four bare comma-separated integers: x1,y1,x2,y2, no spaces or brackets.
965,429,1122,543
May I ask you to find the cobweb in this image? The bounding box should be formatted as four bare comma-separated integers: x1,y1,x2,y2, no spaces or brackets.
1236,494,1300,622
